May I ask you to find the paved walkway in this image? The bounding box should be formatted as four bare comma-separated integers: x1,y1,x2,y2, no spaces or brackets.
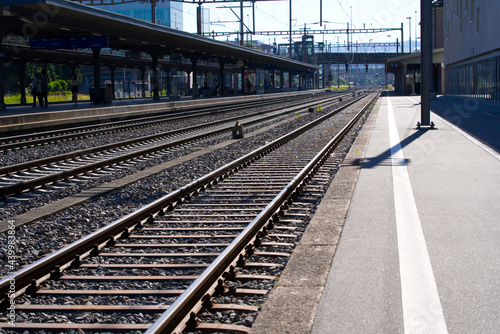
311,93,500,333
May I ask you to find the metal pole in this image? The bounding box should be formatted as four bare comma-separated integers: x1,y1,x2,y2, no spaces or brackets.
350,6,352,48
197,4,202,35
320,0,322,26
337,61,339,89
401,22,404,54
415,10,418,51
240,1,244,46
151,0,156,24
407,16,411,53
252,1,255,34
420,0,432,126
347,22,349,51
289,0,292,58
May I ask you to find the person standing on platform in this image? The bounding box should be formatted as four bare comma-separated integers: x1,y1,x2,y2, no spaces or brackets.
71,74,79,106
31,74,41,107
40,70,49,108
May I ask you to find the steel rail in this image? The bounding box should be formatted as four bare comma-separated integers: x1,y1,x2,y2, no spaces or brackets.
0,92,373,307
144,91,380,334
0,94,320,151
0,93,351,199
0,93,348,176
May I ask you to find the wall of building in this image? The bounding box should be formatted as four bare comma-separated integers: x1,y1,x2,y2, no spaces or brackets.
444,0,500,66
93,1,183,29
443,0,500,100
434,6,445,49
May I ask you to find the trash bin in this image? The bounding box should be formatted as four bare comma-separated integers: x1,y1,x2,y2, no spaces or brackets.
192,84,199,98
104,84,113,104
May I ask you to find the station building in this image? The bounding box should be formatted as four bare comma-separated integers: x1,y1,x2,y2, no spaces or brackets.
443,0,500,101
386,1,445,96
0,0,318,109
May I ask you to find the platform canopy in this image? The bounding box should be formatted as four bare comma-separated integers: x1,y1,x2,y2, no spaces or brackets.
0,0,318,72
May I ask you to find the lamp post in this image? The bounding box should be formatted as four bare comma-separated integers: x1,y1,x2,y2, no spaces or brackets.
415,10,418,52
406,16,412,53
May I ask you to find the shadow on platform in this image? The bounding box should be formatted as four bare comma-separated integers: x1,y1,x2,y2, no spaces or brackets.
360,129,429,169
430,95,500,153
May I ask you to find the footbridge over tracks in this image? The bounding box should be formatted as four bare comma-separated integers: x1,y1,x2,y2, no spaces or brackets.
316,52,401,65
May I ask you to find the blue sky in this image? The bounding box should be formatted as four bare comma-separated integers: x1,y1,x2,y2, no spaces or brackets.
180,0,421,47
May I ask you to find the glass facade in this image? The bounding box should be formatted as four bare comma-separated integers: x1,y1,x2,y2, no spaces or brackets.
445,56,500,101
93,1,182,29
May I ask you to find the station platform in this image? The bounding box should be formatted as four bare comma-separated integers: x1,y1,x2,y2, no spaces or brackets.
0,90,322,135
250,92,500,333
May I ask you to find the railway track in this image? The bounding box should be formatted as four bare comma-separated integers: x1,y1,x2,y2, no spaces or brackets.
0,91,380,333
0,93,331,151
0,92,358,200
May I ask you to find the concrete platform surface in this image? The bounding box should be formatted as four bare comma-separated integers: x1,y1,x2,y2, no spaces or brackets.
251,93,500,333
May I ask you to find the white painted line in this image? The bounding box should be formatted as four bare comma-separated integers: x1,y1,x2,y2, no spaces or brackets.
407,97,420,105
406,97,500,161
387,95,449,334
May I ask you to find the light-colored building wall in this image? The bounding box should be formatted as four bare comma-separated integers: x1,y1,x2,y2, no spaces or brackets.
444,0,500,100
444,0,500,66
434,5,445,50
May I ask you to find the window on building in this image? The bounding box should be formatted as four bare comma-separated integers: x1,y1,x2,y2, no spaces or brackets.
471,0,475,21
460,0,463,33
476,7,479,33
